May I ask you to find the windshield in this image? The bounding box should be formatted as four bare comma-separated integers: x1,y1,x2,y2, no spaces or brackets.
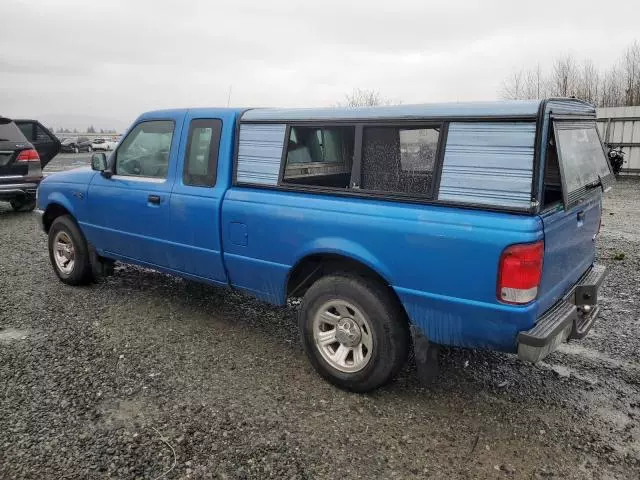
554,121,611,200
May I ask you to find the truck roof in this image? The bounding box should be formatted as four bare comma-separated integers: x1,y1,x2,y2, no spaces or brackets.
241,98,595,123
137,108,245,123
137,99,595,124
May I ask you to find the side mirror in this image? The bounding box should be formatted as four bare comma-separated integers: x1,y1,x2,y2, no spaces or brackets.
91,152,108,172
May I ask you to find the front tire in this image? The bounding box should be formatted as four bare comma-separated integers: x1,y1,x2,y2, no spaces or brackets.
299,274,409,392
48,215,93,285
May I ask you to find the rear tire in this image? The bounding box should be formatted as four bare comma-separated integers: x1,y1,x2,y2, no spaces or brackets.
10,197,36,212
48,215,93,285
299,273,409,392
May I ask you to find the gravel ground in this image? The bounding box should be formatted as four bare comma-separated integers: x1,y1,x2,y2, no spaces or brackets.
1,165,639,479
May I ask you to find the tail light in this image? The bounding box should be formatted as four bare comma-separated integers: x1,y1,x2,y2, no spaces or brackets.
497,241,544,304
16,149,40,162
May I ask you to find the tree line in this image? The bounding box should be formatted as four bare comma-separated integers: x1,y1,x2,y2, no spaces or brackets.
501,40,640,107
54,126,118,134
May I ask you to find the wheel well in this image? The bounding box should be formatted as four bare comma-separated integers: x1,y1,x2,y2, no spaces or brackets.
287,253,407,315
43,203,71,233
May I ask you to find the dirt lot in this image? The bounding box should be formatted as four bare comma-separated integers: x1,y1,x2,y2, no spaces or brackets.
1,165,639,479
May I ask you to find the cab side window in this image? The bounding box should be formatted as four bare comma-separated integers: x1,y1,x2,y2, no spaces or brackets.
115,121,174,179
36,124,55,143
183,119,222,187
17,122,35,142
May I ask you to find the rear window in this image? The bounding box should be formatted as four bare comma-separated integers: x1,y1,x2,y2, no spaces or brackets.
554,121,612,205
0,120,28,143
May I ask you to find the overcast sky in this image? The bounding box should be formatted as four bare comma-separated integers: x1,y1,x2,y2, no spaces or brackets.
1,0,638,127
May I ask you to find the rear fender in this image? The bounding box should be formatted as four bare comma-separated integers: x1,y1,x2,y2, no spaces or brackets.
294,237,394,285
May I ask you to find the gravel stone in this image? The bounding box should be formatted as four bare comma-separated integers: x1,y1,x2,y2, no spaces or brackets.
0,160,639,478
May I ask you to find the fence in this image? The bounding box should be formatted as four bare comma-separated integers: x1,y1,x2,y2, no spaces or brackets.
597,106,640,175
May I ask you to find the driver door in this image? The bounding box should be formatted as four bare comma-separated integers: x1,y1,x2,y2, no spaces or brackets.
84,113,186,267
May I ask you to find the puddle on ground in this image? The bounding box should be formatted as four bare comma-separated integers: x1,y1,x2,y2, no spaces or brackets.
0,328,30,342
99,398,157,428
595,405,631,429
557,343,640,372
537,361,599,384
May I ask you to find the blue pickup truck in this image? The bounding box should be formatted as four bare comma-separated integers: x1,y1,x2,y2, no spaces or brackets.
37,99,612,391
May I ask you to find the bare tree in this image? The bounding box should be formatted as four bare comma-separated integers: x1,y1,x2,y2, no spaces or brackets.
599,65,625,107
550,55,579,97
499,40,640,107
576,60,600,105
524,64,547,99
501,65,548,100
340,88,394,107
500,70,525,99
622,41,640,106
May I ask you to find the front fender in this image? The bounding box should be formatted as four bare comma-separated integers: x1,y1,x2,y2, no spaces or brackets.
43,191,77,218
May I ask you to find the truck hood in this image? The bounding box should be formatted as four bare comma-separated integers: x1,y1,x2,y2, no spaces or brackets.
42,166,97,184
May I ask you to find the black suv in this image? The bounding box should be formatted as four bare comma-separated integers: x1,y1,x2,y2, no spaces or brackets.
0,117,60,212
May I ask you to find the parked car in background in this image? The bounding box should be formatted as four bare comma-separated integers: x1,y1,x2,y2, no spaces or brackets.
36,99,613,392
1,117,59,211
91,138,116,151
60,137,93,153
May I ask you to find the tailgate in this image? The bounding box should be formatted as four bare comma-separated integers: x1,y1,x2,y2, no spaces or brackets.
538,194,600,312
536,117,612,313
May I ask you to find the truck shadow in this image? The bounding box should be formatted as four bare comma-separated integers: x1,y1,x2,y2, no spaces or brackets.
104,264,594,403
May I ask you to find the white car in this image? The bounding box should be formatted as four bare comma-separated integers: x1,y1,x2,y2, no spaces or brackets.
91,138,117,151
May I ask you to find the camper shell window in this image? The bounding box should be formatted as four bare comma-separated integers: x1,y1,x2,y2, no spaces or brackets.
282,126,355,188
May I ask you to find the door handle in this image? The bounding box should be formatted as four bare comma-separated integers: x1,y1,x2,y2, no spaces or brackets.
577,211,585,222
148,195,161,205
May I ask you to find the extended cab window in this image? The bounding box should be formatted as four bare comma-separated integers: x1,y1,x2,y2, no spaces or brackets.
115,120,174,179
553,121,612,207
282,126,355,188
361,126,440,196
183,119,221,187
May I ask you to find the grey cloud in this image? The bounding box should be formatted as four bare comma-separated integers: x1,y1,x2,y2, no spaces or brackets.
1,0,638,124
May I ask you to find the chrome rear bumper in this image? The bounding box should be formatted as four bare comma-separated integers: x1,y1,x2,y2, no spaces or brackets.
518,264,607,363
